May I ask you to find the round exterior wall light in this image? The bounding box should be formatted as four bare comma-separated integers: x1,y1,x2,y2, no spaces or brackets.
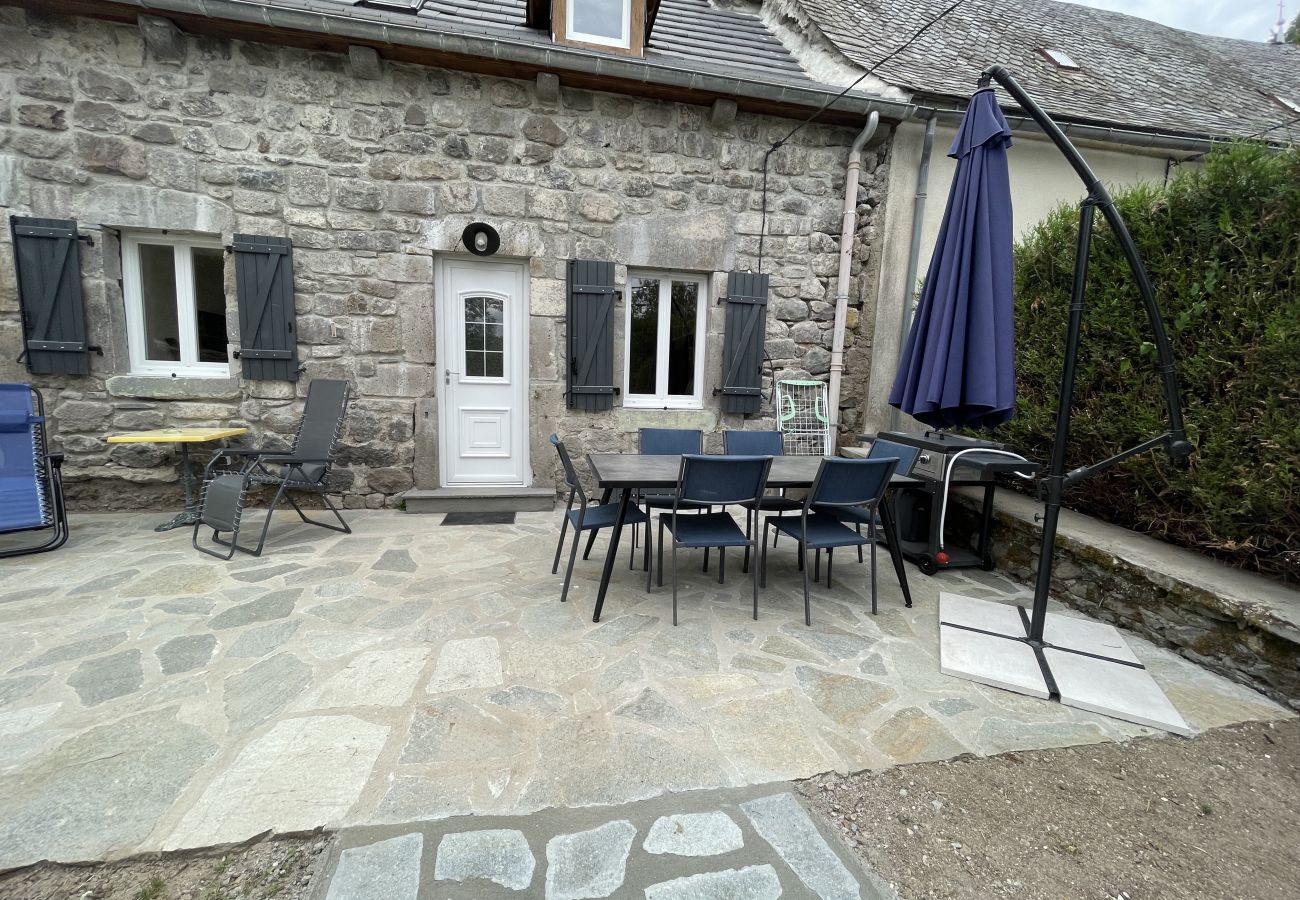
462,222,501,256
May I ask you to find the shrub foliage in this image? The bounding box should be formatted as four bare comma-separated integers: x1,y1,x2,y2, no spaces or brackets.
994,143,1299,582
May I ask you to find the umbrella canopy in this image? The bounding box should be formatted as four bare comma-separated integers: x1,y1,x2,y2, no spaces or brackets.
889,88,1016,429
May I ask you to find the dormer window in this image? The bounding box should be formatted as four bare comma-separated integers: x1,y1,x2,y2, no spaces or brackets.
553,0,645,56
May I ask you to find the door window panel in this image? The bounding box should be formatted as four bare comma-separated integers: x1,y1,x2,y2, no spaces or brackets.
464,296,506,379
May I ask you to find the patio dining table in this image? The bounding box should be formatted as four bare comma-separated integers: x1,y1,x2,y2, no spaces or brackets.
585,453,917,622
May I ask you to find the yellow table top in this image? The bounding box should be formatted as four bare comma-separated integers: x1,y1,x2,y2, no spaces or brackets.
106,426,249,444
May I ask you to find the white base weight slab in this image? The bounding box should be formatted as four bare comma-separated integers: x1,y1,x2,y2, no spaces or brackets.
937,593,1191,735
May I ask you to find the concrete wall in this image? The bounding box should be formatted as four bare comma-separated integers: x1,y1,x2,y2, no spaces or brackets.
862,118,1188,436
0,8,889,509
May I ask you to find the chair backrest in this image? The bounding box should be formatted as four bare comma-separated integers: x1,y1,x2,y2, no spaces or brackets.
0,384,50,531
723,430,784,456
290,379,351,483
807,457,898,511
867,437,920,475
549,434,587,505
639,427,702,456
676,454,772,508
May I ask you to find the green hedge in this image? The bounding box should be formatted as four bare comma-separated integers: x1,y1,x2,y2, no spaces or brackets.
993,143,1300,583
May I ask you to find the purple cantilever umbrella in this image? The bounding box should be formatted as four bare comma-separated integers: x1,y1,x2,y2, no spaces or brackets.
890,87,1015,429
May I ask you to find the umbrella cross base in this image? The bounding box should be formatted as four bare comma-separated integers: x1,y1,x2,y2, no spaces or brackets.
938,593,1191,735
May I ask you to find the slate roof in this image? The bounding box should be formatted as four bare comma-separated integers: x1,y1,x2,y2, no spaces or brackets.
301,0,811,84
795,0,1300,142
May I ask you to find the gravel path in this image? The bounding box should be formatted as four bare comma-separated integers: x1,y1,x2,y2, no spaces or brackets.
800,718,1299,900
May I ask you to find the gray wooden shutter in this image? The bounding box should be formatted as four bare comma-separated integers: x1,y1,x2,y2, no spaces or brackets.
566,259,616,411
9,216,90,376
719,271,769,415
233,234,299,381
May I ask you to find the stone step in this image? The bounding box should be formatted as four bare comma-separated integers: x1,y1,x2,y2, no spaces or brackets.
400,486,556,514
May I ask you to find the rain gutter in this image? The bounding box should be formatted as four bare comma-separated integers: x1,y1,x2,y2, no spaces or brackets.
827,110,878,451
107,0,921,120
888,113,936,432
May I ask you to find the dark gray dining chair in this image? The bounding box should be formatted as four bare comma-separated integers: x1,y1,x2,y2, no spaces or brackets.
550,434,649,602
651,454,772,625
723,430,802,572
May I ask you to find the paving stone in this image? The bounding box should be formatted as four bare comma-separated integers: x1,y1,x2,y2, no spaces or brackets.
231,563,304,583
69,569,138,594
650,623,720,673
157,634,217,675
373,548,417,572
434,828,535,890
366,600,428,629
930,697,978,716
781,623,877,660
488,685,567,717
302,648,427,708
644,864,782,900
155,597,216,615
67,650,143,706
616,688,692,728
706,691,833,782
227,621,300,658
795,667,896,730
857,654,888,677
725,628,756,644
0,707,215,869
14,632,127,671
123,563,219,597
740,792,861,900
643,811,744,857
224,652,312,733
308,595,375,624
589,613,658,645
666,674,756,702
732,653,785,674
0,702,61,737
0,674,46,708
165,715,388,849
428,636,502,692
326,832,422,900
594,652,643,692
758,635,827,664
401,696,518,764
871,707,968,763
544,820,636,900
210,589,299,629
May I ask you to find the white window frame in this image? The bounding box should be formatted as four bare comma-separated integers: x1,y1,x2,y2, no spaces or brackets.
622,270,708,410
121,232,229,378
566,0,632,50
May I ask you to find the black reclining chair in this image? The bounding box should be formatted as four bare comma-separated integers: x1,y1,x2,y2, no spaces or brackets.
193,379,352,559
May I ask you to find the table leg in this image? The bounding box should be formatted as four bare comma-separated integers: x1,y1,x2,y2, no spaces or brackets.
879,495,913,608
154,442,200,533
591,487,632,623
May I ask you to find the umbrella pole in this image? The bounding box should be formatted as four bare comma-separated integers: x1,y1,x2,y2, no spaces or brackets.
1028,201,1096,646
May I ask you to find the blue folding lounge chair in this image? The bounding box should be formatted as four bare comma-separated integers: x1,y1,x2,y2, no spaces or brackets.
0,384,68,558
193,379,353,559
762,457,898,625
550,434,650,603
651,454,772,626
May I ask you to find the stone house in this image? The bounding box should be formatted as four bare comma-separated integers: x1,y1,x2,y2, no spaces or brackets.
3,0,1296,513
0,0,901,511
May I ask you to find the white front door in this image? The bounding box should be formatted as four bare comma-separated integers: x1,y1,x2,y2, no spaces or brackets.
436,257,530,486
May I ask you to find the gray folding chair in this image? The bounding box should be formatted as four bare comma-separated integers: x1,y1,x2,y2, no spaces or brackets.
194,379,353,559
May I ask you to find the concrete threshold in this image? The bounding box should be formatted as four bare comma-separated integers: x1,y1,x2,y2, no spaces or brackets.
401,487,556,514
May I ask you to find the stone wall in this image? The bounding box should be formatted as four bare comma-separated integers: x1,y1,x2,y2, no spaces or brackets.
0,8,889,508
952,490,1300,712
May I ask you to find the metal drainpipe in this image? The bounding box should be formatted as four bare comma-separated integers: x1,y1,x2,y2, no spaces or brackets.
827,110,879,454
888,114,938,431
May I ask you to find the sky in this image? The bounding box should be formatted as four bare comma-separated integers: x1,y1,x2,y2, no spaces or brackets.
1061,0,1288,41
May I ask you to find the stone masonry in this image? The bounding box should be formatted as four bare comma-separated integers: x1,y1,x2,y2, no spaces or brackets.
0,8,890,508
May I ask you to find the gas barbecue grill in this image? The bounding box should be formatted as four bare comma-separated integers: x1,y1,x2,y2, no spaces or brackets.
873,431,1039,575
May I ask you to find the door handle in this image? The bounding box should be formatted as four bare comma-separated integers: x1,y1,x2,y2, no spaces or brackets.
444,368,460,384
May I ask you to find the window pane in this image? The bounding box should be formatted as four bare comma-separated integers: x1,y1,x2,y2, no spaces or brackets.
465,297,506,377
572,0,625,40
466,351,485,378
139,243,180,362
628,278,659,395
485,351,504,379
667,280,699,396
191,247,228,363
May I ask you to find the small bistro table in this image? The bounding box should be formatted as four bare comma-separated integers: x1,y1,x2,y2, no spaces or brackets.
584,454,917,622
106,426,249,532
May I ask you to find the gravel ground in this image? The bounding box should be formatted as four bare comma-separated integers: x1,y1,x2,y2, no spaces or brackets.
800,718,1300,900
0,836,327,900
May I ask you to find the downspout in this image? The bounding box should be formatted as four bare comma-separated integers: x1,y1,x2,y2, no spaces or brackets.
888,114,937,431
827,110,879,453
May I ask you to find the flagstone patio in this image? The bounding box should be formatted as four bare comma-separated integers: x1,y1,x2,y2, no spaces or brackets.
0,509,1288,871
